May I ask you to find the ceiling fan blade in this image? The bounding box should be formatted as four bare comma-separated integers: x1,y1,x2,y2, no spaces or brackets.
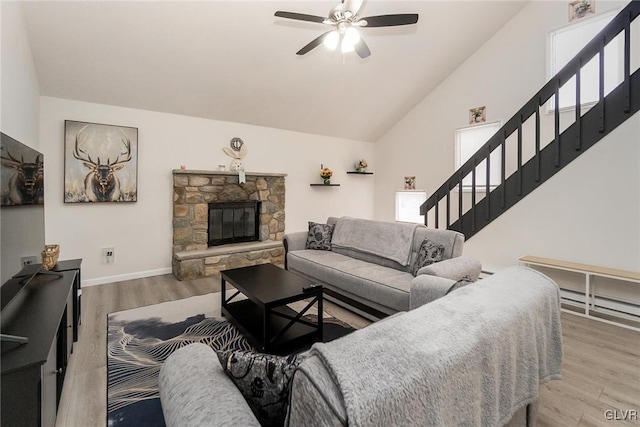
296,31,333,55
354,38,371,59
274,11,326,24
360,14,419,27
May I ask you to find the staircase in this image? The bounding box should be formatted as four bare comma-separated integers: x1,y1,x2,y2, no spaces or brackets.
420,2,640,240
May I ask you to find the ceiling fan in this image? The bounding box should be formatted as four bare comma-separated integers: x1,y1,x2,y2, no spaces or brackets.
274,0,418,59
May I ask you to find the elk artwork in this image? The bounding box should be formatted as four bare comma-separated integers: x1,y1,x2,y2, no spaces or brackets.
0,151,44,205
73,125,132,202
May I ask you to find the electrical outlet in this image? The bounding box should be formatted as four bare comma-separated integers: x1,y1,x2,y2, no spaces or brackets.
21,255,38,266
103,247,115,263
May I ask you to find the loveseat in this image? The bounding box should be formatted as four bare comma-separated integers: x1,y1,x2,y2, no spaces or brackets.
159,266,563,427
284,216,482,317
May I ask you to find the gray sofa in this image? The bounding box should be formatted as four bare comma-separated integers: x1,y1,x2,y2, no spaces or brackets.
284,216,482,317
159,266,563,427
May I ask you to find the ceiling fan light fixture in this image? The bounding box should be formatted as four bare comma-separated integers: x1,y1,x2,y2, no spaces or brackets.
324,30,340,50
275,4,419,58
341,26,360,53
341,39,355,53
344,26,360,44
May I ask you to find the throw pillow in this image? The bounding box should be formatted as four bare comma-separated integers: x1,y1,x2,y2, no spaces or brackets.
305,221,334,250
217,350,307,427
411,239,445,276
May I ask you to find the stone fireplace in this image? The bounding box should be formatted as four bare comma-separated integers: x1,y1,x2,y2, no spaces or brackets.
172,170,286,280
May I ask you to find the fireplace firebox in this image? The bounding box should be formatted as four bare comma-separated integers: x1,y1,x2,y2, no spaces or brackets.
208,201,261,246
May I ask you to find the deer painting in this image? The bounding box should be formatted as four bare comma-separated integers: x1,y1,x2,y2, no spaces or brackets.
0,150,44,205
72,124,132,202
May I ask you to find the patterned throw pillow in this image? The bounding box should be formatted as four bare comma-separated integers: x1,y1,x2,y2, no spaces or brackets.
217,350,306,427
412,239,445,276
305,222,334,250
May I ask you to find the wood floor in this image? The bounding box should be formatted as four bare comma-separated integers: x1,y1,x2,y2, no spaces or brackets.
55,274,639,427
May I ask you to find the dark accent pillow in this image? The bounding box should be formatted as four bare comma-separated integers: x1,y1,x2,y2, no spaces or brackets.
305,221,334,250
217,350,306,427
412,239,445,276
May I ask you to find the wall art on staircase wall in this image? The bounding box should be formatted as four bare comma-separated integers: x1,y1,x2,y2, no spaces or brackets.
569,0,594,22
469,106,486,124
404,176,416,190
64,120,138,203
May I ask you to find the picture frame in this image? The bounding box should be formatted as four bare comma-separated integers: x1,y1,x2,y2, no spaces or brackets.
569,0,594,22
64,120,138,203
404,176,416,190
469,106,486,124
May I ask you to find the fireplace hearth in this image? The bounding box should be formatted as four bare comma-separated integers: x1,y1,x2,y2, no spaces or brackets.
209,201,260,246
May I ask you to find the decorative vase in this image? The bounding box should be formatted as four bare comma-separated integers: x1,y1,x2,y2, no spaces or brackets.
41,244,60,270
356,166,366,173
323,178,331,185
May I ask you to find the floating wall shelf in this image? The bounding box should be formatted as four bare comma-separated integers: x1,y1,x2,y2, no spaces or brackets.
310,184,340,187
346,171,374,175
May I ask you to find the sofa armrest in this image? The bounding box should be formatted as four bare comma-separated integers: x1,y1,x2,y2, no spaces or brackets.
283,231,308,270
283,231,308,253
409,275,457,309
416,256,482,281
159,343,260,427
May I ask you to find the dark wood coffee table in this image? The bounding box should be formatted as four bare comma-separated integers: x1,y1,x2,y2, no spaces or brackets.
221,263,323,354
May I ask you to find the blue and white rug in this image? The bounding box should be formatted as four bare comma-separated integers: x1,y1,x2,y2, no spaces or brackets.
106,292,355,427
107,293,252,427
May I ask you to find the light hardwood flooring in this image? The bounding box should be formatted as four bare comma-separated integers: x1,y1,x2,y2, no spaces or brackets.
56,274,639,427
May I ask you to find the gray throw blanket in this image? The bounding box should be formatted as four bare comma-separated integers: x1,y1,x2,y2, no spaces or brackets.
309,266,563,426
331,217,420,266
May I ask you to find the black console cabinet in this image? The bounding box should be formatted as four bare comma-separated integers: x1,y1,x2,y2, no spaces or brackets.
51,259,82,343
1,268,77,427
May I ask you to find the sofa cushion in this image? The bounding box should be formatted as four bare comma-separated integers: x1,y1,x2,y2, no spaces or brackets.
411,239,445,276
217,350,306,427
287,249,413,312
306,222,334,251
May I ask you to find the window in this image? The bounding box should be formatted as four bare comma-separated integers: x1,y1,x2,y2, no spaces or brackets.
548,9,622,111
455,121,502,190
395,191,426,224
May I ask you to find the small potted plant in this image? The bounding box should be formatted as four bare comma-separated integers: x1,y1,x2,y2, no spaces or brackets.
355,159,368,173
320,167,333,185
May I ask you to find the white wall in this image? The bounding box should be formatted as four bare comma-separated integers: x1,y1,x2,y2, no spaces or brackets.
40,97,375,284
0,2,40,146
1,2,43,283
374,1,639,272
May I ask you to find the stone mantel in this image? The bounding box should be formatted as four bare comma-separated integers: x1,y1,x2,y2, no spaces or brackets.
172,169,286,280
173,169,287,178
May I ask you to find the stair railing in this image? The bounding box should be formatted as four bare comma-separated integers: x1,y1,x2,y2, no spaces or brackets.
420,1,639,238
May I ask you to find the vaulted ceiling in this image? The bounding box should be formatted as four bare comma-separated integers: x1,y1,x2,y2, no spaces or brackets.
21,1,529,142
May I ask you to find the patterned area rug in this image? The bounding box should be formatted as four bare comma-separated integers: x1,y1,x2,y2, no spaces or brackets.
106,293,354,427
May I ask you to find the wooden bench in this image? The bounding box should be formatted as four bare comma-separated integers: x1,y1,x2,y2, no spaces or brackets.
519,256,640,331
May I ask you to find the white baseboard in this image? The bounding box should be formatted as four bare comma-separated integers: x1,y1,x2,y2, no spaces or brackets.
83,267,173,287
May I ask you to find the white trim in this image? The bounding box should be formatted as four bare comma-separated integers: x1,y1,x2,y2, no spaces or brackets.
82,267,173,287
